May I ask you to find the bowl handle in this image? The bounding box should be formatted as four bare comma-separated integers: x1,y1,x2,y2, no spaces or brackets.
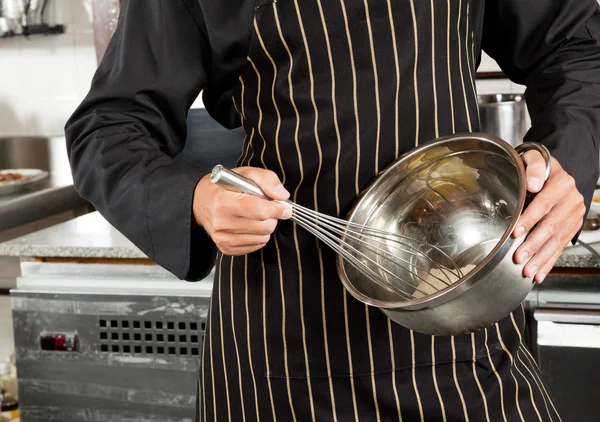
515,142,552,183
515,142,552,210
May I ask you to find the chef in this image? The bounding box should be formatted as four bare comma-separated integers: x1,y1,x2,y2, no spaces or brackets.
65,0,600,420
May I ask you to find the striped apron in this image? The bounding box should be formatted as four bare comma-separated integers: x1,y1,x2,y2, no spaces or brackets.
199,0,561,420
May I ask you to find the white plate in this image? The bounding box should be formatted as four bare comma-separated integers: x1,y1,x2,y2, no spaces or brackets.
0,168,49,195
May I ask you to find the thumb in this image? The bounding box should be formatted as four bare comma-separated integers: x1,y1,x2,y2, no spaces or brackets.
521,150,546,193
235,167,290,201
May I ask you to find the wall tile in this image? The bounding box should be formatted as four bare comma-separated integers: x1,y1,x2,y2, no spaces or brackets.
0,0,96,136
23,97,81,136
0,96,26,136
475,79,512,95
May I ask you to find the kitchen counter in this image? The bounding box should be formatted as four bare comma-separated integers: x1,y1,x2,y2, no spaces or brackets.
1,211,599,270
0,211,147,260
0,172,89,232
0,136,91,231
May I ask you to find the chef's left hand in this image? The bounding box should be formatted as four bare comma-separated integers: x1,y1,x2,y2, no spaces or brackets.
512,151,585,283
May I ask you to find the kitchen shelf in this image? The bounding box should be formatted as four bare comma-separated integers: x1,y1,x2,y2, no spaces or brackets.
1,24,65,39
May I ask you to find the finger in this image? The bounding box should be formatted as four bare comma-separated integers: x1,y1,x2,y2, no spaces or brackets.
226,218,279,236
522,217,580,280
521,150,547,193
213,232,271,252
235,167,290,200
533,248,562,284
512,164,569,238
514,197,575,264
218,191,291,221
237,195,292,220
521,230,562,278
220,244,269,256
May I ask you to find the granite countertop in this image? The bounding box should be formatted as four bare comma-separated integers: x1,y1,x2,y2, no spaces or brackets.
555,244,600,268
0,211,148,259
1,209,600,269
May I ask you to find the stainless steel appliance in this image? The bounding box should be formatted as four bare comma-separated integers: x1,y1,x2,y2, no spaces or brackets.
10,262,214,422
478,93,530,147
527,273,600,421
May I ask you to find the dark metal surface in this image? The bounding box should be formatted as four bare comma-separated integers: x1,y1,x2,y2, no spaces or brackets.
11,290,210,422
0,137,91,231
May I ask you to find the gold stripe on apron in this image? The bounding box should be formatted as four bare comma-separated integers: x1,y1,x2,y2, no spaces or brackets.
217,257,232,420
273,4,304,189
201,296,210,421
485,327,508,422
470,332,491,421
465,3,479,124
338,1,361,419
243,255,261,422
410,330,425,420
495,321,525,422
337,0,361,195
291,1,322,419
430,0,439,138
343,289,360,422
228,256,247,422
387,320,402,421
314,1,341,417
409,0,420,147
504,317,543,421
362,0,382,172
451,336,470,421
253,22,286,181
457,0,472,131
275,239,298,420
385,0,401,158
431,336,447,421
446,0,456,133
260,249,278,420
315,0,342,215
210,257,220,419
365,306,382,421
361,0,384,417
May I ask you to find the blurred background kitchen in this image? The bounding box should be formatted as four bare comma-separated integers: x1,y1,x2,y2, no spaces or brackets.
1,1,600,421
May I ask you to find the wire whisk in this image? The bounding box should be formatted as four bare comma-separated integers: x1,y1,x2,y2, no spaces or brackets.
210,165,465,300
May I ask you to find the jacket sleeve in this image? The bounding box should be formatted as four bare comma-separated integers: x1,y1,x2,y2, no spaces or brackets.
481,0,600,239
64,0,217,280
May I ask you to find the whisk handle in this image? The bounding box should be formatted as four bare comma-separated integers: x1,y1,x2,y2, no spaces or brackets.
210,164,272,201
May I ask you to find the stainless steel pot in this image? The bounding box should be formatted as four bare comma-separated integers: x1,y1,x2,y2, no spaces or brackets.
478,93,530,147
337,133,551,336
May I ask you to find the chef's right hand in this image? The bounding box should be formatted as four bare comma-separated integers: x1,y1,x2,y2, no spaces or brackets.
193,167,291,255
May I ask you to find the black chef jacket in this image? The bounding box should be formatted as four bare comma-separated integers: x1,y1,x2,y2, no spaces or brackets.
65,1,600,421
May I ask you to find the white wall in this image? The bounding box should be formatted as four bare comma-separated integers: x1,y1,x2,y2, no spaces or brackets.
0,0,98,137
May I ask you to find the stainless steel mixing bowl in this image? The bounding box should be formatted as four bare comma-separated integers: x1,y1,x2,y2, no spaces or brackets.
337,133,551,336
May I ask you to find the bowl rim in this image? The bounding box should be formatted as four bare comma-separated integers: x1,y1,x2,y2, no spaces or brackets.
336,132,528,310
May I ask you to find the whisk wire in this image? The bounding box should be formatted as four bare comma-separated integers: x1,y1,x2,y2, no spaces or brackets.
291,203,462,294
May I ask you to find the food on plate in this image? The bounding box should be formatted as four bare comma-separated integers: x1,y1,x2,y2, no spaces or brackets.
0,171,31,183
